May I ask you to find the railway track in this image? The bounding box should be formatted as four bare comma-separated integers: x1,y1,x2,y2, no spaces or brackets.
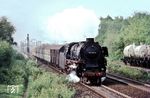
107,73,150,88
103,74,150,98
37,60,106,98
38,63,129,98
37,58,150,98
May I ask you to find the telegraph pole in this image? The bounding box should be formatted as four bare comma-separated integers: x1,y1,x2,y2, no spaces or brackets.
27,34,30,57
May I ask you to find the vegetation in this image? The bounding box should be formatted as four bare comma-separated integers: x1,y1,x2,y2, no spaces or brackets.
0,47,75,98
28,72,75,98
107,61,150,82
0,17,16,45
96,12,150,81
96,12,150,60
0,16,75,98
0,84,24,98
0,41,12,68
0,47,27,97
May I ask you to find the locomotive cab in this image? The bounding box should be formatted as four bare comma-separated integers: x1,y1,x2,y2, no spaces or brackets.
102,47,108,57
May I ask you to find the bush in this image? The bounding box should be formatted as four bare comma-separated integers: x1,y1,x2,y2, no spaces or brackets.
117,66,143,79
11,50,25,60
0,47,27,84
0,68,11,84
107,61,150,82
23,60,75,98
10,60,26,84
28,72,75,98
0,41,12,67
0,44,75,98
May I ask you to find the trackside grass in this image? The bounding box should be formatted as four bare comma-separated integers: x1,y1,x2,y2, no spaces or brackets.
0,44,75,98
107,60,150,83
27,71,75,98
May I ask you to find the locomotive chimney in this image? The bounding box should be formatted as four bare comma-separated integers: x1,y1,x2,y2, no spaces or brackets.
86,38,94,43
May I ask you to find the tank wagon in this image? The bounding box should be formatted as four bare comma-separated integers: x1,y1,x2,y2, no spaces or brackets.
123,44,150,68
33,38,108,85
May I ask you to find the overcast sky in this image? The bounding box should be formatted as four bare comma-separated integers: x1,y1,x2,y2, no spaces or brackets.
0,0,150,44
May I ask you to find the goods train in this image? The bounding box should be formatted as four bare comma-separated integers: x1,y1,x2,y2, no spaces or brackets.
33,38,108,85
122,44,150,68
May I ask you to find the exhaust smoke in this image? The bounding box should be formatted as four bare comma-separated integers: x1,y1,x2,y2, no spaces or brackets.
66,71,80,83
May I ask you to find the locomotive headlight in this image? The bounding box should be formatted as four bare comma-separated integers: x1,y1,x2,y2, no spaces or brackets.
101,68,104,71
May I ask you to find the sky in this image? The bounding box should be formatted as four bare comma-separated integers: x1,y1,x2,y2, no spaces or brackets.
0,0,150,44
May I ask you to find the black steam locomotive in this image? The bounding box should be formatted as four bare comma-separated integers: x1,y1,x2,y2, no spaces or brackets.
63,38,108,84
33,38,108,85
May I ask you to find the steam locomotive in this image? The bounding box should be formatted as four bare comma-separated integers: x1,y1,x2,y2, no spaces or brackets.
33,38,108,85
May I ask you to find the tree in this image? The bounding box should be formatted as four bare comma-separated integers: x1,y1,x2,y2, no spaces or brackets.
122,12,150,45
0,16,16,45
0,41,12,67
96,12,150,60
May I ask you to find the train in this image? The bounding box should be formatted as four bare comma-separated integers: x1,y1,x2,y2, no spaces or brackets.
32,38,108,85
122,43,150,68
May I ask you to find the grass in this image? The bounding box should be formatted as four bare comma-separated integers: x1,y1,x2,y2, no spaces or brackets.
27,71,75,98
0,58,75,98
107,60,150,83
0,45,75,98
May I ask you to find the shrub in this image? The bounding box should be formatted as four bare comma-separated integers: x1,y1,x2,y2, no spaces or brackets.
107,61,150,82
0,41,12,67
10,60,26,84
11,50,25,60
28,72,75,98
0,68,11,84
0,47,27,84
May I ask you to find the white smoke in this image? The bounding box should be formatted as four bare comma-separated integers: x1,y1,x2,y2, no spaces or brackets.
66,71,80,83
46,6,99,43
101,77,106,82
